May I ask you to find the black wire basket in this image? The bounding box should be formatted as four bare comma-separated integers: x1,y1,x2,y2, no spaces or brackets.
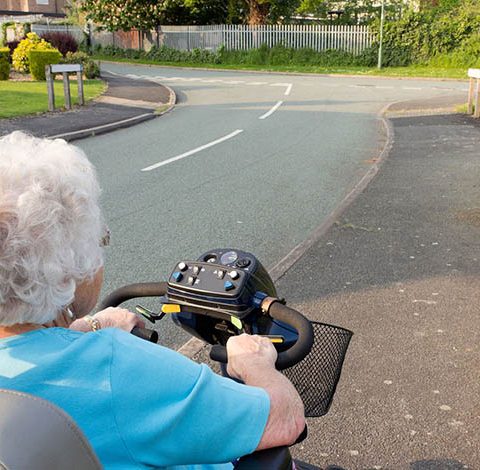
282,322,353,418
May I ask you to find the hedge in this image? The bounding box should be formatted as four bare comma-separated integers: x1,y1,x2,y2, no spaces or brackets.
28,49,62,80
370,0,480,67
0,47,9,80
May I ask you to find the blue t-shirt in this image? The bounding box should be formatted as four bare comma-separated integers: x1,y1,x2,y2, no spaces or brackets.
0,328,270,469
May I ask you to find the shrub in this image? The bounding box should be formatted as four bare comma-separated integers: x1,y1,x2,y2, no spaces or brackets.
12,32,56,73
428,32,480,68
28,49,62,80
0,47,10,80
83,59,100,78
5,40,21,63
41,31,78,56
63,50,89,64
63,51,100,78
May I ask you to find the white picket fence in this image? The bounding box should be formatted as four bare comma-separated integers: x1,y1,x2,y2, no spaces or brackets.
161,25,374,55
29,24,374,55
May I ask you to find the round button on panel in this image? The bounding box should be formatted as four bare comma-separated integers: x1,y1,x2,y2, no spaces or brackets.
235,258,251,268
229,270,240,280
178,262,188,271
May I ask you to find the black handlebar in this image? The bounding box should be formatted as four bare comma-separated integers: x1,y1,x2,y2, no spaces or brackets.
100,283,314,368
210,300,314,370
100,282,168,343
99,282,168,310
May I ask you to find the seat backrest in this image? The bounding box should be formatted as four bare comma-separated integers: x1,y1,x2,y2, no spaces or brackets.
0,389,102,470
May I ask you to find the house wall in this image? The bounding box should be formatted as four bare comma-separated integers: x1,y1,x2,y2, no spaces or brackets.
0,0,67,15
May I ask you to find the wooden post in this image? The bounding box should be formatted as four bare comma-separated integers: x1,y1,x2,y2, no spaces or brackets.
63,72,71,110
474,79,480,119
45,65,55,112
77,69,84,106
467,78,475,115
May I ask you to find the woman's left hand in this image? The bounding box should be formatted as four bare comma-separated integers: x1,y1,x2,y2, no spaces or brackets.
70,307,145,333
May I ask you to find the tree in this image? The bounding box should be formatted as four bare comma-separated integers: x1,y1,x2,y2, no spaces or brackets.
225,0,300,25
81,0,230,28
81,0,165,31
297,0,405,25
183,0,229,24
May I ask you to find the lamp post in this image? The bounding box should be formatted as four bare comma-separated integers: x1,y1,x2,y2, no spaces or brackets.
377,0,385,69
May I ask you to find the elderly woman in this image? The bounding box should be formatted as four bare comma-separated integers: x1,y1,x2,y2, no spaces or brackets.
0,132,304,469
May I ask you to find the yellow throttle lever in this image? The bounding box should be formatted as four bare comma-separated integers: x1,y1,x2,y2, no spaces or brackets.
136,303,181,322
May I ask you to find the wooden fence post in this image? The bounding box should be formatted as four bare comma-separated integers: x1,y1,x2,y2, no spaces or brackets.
77,66,84,106
474,79,480,119
467,78,475,115
62,72,71,110
468,69,480,118
45,65,55,112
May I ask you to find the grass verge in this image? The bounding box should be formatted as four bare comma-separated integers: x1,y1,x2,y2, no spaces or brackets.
0,79,106,119
93,55,468,80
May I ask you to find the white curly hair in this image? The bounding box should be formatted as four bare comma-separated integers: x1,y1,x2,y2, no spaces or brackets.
0,131,104,326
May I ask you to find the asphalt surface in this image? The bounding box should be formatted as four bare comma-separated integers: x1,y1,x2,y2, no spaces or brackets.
0,73,173,140
274,112,480,469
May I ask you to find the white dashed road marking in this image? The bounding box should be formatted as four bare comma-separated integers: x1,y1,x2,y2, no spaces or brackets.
259,100,284,120
141,129,244,172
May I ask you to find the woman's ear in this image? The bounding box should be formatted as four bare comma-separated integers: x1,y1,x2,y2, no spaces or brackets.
71,267,105,318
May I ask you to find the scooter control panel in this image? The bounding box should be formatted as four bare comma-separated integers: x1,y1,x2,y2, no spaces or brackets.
169,261,248,297
166,249,269,318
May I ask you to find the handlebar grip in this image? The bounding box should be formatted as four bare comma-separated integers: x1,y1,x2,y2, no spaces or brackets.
131,327,158,343
99,282,168,309
209,301,314,370
210,344,228,363
268,302,314,370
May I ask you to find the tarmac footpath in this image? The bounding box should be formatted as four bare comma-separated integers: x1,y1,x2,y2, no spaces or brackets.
281,110,480,469
0,72,175,141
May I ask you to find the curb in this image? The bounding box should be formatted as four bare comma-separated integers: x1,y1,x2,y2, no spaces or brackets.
50,112,157,141
50,75,176,142
267,105,394,283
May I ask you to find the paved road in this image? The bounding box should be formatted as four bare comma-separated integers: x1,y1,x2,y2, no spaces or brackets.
77,63,468,348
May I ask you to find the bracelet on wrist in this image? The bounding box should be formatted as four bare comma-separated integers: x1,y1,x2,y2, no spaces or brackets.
83,315,101,332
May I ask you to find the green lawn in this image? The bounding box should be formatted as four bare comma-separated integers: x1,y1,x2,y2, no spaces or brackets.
94,55,469,80
0,80,106,119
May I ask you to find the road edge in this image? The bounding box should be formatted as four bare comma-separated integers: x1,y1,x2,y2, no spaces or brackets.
98,60,469,83
267,105,394,282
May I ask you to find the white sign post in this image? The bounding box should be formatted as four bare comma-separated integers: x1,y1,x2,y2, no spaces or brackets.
45,63,84,112
467,68,480,118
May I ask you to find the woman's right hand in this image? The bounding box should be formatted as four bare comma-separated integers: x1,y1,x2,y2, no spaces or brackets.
226,334,278,382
